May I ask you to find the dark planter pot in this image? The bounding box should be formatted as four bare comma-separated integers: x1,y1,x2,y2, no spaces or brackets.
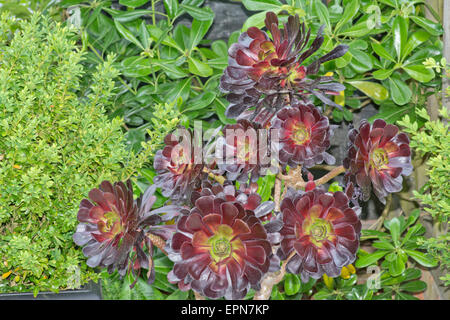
0,281,102,300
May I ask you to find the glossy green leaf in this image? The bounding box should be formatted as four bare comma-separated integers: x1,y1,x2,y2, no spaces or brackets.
162,77,191,105
109,9,153,22
183,91,216,111
378,0,397,7
401,30,430,60
212,40,228,57
139,21,151,49
242,0,282,11
335,51,352,68
133,277,164,300
349,48,373,73
337,21,372,37
371,42,396,62
388,75,412,105
189,18,213,51
403,47,442,66
174,24,190,50
150,59,188,79
271,286,285,300
389,217,401,246
389,254,406,277
382,269,420,286
346,285,374,300
355,250,389,268
284,273,301,295
396,292,419,300
346,80,389,101
119,275,132,299
188,57,213,77
368,102,415,124
207,57,228,70
403,65,434,83
119,0,148,7
163,0,179,19
361,229,390,239
392,16,407,61
146,25,181,51
410,16,444,36
313,290,332,300
313,0,331,31
180,4,214,21
334,0,359,33
242,9,282,31
406,209,420,227
404,249,438,267
399,280,427,293
256,174,276,202
373,68,394,80
114,20,144,49
121,56,154,77
166,289,189,300
372,240,395,250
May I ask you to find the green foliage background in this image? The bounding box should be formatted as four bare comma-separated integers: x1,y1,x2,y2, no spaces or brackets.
0,0,447,299
0,13,142,295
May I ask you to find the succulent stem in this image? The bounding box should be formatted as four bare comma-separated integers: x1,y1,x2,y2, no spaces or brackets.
279,165,345,190
253,251,296,300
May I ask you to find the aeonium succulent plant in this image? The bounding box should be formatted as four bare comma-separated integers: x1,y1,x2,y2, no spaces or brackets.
154,130,207,203
166,193,279,299
216,119,278,183
271,101,336,169
278,184,361,283
220,11,347,119
343,119,413,204
73,180,179,286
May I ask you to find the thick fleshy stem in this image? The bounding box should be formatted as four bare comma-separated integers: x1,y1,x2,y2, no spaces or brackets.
253,251,296,300
194,291,206,300
280,165,345,190
274,175,282,211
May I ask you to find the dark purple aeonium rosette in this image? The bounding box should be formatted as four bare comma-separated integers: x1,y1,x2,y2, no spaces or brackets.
154,130,206,203
166,193,280,299
343,119,413,204
220,11,347,119
278,186,361,283
216,119,277,183
73,181,179,286
191,180,278,226
271,101,336,169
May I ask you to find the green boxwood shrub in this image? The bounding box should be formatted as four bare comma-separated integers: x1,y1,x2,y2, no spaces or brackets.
0,13,140,295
